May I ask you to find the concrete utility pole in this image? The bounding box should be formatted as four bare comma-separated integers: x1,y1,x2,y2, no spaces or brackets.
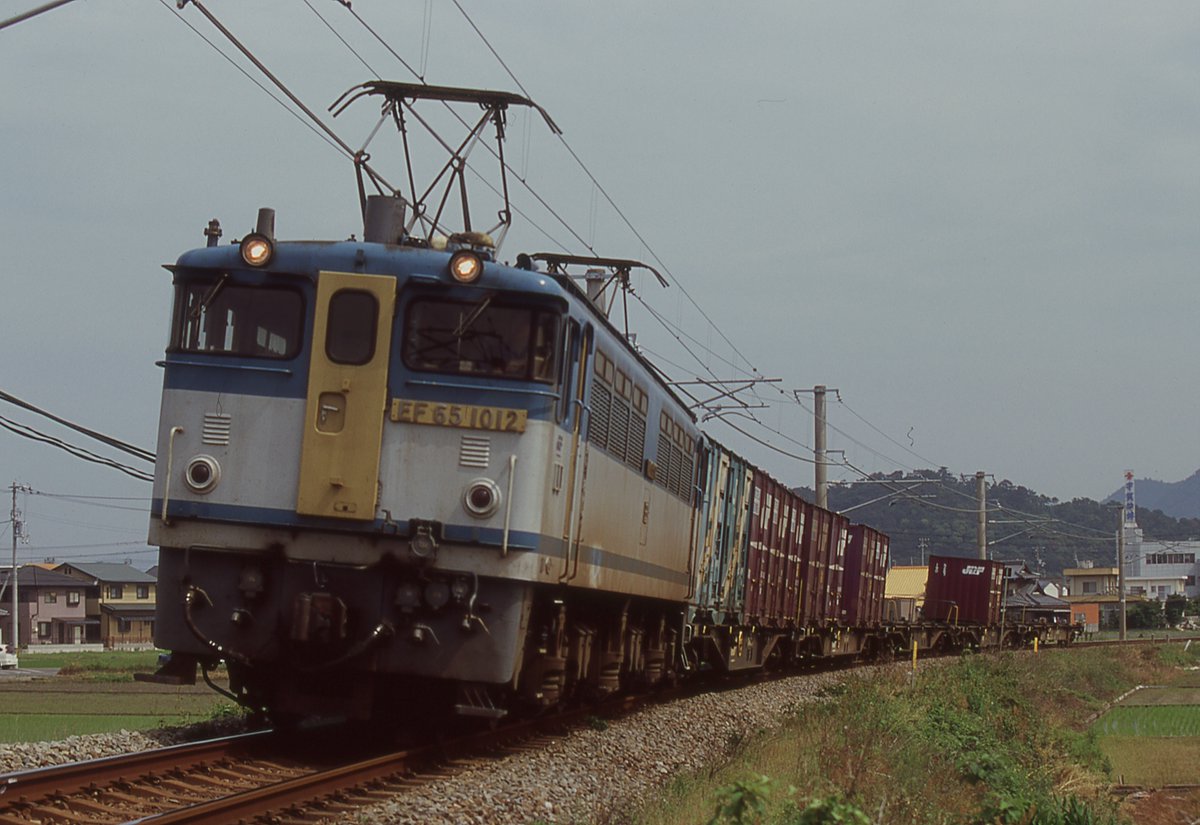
976,471,987,560
814,385,827,509
1117,511,1127,642
9,483,18,653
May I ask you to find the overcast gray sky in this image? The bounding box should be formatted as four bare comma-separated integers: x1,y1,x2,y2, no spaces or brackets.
2,1,1197,565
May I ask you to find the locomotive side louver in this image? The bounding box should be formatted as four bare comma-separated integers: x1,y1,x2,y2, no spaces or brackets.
202,413,232,446
459,435,490,468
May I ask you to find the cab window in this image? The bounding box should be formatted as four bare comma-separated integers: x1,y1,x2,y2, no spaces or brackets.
326,289,378,365
172,279,303,359
403,297,560,382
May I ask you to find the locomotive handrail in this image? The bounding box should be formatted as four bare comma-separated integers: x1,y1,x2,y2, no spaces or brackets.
160,426,184,525
502,454,517,557
157,359,294,376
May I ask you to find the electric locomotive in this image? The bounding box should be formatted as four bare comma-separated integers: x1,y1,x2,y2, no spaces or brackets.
145,83,704,722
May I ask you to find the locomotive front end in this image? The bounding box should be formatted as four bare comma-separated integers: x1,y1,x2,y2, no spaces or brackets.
147,215,569,723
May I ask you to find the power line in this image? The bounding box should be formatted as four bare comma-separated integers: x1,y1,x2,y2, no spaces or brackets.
0,389,153,462
0,416,153,482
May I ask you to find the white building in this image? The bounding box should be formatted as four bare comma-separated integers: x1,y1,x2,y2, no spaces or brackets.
1116,473,1198,599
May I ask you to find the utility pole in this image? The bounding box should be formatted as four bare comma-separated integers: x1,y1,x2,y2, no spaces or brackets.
976,471,987,560
918,537,930,566
9,483,22,653
814,385,827,509
1117,510,1127,642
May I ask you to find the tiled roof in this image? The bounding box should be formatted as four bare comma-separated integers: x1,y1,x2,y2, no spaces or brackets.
0,566,89,589
55,562,156,584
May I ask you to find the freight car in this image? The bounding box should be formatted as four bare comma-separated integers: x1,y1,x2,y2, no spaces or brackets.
140,82,1074,724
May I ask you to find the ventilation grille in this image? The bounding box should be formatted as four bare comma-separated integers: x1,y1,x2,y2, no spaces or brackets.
459,435,491,468
202,413,232,446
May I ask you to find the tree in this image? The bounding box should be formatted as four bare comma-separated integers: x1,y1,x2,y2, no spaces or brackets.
1126,600,1166,630
1165,595,1188,626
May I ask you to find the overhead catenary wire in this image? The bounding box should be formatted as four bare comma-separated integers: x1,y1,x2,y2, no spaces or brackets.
0,0,78,32
447,0,764,382
157,0,348,159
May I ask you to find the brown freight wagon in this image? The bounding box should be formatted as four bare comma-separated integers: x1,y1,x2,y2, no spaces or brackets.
745,471,804,626
840,524,890,625
822,513,849,623
797,502,836,625
923,555,1004,625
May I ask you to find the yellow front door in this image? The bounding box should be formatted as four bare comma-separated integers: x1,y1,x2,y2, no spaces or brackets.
296,270,396,520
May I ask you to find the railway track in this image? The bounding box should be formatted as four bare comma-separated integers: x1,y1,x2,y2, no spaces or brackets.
0,693,661,825
0,638,1179,824
0,729,311,824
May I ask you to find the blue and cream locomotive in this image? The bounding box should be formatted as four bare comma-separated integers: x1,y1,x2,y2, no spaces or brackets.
146,83,704,721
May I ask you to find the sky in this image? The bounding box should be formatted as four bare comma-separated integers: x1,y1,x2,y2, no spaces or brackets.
1,1,1198,566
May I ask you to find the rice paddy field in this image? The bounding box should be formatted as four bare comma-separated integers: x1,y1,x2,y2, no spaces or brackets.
1093,677,1200,787
0,651,235,743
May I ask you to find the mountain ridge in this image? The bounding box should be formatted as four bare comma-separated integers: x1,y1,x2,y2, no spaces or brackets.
1106,469,1200,520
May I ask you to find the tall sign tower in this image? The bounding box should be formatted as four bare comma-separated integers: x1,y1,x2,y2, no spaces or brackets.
1123,470,1137,527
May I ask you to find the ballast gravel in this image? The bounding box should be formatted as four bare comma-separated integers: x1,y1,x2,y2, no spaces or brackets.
334,669,858,825
0,669,876,824
0,716,248,775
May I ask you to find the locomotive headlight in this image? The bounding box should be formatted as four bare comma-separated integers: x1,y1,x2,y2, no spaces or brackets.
450,576,471,603
448,250,483,283
240,233,274,267
463,478,501,518
183,455,221,494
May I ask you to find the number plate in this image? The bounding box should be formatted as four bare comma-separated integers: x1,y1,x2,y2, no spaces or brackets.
389,399,527,433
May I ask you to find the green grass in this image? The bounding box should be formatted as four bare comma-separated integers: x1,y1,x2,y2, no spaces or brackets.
1118,686,1200,705
0,690,219,716
633,646,1200,825
1099,737,1200,786
17,650,163,672
0,651,241,745
0,715,188,744
1092,705,1200,737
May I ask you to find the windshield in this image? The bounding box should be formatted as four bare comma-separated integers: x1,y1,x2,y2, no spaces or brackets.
403,297,559,382
171,280,304,359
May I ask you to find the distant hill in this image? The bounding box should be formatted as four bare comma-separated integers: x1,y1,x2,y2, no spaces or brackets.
797,468,1200,577
1106,470,1200,520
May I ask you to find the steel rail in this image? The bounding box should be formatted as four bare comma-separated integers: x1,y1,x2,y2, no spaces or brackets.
0,730,275,808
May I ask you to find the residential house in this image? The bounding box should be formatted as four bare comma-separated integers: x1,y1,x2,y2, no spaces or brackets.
1125,574,1189,601
999,561,1071,625
884,565,928,622
1062,566,1119,598
55,562,157,649
0,565,92,648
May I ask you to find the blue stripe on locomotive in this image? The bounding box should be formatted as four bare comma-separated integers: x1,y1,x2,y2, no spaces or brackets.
163,240,571,416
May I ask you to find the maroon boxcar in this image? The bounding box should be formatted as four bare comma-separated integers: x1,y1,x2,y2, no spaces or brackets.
797,503,838,625
923,555,1004,625
840,524,890,625
745,471,805,626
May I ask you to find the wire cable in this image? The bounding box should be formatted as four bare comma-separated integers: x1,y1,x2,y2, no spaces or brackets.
0,389,153,462
0,0,78,32
0,417,153,482
158,0,347,158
